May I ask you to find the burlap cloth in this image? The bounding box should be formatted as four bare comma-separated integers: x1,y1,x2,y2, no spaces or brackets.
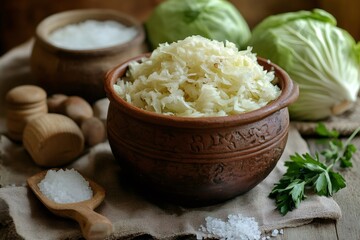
0,41,353,240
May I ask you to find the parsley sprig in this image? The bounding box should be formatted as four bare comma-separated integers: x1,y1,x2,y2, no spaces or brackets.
269,123,360,215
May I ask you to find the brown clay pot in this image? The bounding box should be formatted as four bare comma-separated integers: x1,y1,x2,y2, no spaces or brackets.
104,55,299,206
30,9,146,103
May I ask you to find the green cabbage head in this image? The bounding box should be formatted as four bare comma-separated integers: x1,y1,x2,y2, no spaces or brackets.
249,9,360,121
145,0,251,50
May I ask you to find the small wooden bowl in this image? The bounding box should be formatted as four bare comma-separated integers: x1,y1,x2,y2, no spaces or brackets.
23,113,84,167
31,9,146,103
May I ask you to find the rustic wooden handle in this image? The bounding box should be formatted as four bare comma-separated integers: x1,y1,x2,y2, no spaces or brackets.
74,206,113,240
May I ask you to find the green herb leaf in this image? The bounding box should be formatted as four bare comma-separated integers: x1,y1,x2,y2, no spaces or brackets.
328,171,346,193
269,179,306,215
339,144,356,168
270,123,359,215
315,122,339,138
314,172,331,196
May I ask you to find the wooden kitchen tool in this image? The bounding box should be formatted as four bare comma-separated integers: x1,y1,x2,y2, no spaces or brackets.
5,85,48,141
27,170,113,240
23,113,84,167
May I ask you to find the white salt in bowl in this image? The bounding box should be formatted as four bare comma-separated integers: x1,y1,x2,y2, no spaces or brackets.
31,9,146,103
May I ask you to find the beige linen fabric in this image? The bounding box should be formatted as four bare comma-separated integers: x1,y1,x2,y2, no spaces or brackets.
0,41,342,239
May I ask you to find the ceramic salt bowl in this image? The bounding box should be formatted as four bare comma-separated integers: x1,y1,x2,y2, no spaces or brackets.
104,55,299,206
31,9,146,103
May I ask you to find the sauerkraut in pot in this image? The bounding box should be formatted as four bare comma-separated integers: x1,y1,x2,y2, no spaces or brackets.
114,35,281,117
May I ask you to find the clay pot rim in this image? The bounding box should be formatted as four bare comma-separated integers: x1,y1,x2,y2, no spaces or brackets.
104,54,299,128
34,8,145,56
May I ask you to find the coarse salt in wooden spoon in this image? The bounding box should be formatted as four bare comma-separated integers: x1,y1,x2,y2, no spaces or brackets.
27,169,113,240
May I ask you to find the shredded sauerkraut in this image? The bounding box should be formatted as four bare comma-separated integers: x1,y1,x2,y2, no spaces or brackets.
114,35,281,117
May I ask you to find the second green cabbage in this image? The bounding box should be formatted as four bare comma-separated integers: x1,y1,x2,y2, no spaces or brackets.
145,0,251,50
249,9,360,121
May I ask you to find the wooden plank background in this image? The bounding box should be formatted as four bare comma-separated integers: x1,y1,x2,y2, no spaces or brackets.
1,0,359,55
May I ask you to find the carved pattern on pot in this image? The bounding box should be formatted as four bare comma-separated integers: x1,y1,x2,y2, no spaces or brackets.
108,106,283,153
115,134,287,191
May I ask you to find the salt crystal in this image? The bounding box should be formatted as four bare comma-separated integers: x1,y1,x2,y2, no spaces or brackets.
197,213,261,240
271,229,279,237
38,169,93,203
48,20,138,50
280,229,284,235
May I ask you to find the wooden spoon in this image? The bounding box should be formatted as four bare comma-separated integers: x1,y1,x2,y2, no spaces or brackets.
27,170,113,240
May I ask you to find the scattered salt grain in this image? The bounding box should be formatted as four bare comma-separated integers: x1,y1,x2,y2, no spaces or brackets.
38,169,93,203
262,228,284,239
271,229,279,237
49,20,138,50
197,213,261,240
